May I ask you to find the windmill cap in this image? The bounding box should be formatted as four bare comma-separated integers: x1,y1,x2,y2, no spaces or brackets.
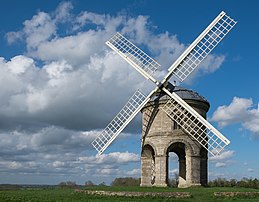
172,85,209,103
149,82,210,110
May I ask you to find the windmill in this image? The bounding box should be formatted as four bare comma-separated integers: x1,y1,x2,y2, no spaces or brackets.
92,11,237,157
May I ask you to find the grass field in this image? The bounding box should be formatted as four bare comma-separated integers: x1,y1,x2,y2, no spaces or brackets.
1,186,259,202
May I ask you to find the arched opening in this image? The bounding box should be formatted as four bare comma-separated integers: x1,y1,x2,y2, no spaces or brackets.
141,144,155,186
167,142,186,188
168,152,178,187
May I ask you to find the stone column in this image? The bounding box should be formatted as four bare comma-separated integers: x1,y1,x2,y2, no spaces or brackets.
178,158,187,188
153,155,167,187
200,155,208,186
140,156,153,187
186,155,201,187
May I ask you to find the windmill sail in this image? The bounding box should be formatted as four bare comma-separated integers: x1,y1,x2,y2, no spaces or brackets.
161,88,230,156
92,89,156,155
106,32,160,83
163,11,237,83
92,11,236,156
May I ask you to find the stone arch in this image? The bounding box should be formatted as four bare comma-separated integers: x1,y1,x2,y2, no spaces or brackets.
166,142,186,187
164,136,203,187
142,142,157,156
140,144,156,186
163,136,199,157
141,144,156,158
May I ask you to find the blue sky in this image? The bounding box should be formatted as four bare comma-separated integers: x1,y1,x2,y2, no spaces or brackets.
0,0,259,185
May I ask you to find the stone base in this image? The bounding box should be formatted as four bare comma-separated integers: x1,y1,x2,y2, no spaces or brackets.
153,183,168,187
140,183,152,187
178,183,201,188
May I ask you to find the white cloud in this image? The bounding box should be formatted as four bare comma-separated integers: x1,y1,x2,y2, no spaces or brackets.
211,97,259,139
78,152,139,165
199,54,225,74
0,52,143,130
248,168,254,173
96,168,120,176
210,150,235,161
184,54,225,84
8,161,23,169
6,55,35,74
23,12,56,50
126,168,141,176
74,11,107,30
215,162,227,168
33,32,106,65
54,1,73,23
169,168,178,176
0,2,229,184
210,150,235,168
247,168,254,173
6,31,23,44
45,60,72,79
0,127,97,157
2,4,226,132
53,161,65,168
211,97,252,127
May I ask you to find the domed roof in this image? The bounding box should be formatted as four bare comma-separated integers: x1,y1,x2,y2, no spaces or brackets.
150,82,209,105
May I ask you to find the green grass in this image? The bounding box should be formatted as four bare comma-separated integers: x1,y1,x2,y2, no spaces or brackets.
0,187,259,202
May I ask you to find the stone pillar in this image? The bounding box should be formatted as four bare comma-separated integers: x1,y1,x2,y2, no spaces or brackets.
178,158,187,188
200,154,208,186
186,155,201,187
140,156,153,187
153,155,167,187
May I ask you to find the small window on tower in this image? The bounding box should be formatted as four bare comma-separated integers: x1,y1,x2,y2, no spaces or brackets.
173,121,178,130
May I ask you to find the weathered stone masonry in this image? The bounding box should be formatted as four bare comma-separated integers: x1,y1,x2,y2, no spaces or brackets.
140,84,210,188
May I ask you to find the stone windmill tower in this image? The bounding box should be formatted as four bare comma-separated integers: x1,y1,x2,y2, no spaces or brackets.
141,83,210,187
92,11,236,187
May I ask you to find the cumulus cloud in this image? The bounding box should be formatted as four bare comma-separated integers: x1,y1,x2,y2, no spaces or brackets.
215,162,227,168
0,1,228,184
248,168,254,173
184,54,225,84
78,152,139,165
210,150,235,168
169,168,178,176
210,150,235,161
5,31,23,44
24,12,56,51
54,1,73,23
126,168,141,176
0,126,139,183
0,127,96,156
2,1,225,134
211,97,259,139
53,161,65,168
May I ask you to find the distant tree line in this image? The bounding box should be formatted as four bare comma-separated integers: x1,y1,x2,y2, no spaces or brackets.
111,177,140,186
209,178,259,189
85,180,106,187
58,181,78,188
58,180,107,188
57,177,259,189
